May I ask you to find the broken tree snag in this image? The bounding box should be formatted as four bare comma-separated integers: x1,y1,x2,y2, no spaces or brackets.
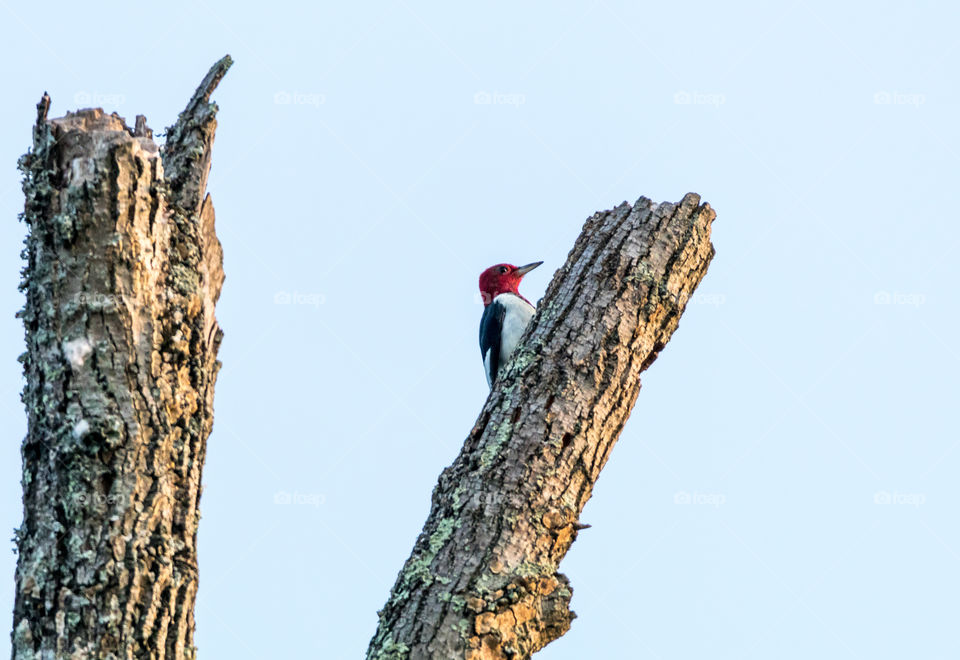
368,194,715,660
12,56,231,660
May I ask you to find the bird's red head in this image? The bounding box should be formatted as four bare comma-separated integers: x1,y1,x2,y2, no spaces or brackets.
478,262,543,306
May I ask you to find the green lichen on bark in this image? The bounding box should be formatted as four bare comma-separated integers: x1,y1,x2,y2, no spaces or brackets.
479,420,513,468
369,636,411,660
389,515,463,607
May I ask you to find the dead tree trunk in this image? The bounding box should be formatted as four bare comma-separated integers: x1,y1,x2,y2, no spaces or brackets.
11,56,231,660
367,194,715,659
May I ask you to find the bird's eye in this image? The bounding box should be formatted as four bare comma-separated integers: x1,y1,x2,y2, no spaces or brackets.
499,266,509,274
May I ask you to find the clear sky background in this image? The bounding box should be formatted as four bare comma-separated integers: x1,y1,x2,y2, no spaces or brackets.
0,1,957,658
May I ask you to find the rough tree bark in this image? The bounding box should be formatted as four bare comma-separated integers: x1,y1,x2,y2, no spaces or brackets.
11,56,231,660
367,194,715,659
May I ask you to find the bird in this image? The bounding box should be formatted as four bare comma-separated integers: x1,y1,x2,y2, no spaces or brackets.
478,261,543,388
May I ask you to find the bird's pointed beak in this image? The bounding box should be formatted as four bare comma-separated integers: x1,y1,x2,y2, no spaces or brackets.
514,261,543,277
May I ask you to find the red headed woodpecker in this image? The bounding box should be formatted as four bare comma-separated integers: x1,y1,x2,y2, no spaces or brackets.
478,261,543,388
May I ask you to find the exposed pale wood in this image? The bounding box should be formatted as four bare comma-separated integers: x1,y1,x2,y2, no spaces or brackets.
368,194,716,659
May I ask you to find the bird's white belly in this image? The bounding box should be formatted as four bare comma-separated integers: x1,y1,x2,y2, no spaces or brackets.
495,293,535,366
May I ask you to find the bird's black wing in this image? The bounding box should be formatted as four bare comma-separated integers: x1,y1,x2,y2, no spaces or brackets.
479,300,505,386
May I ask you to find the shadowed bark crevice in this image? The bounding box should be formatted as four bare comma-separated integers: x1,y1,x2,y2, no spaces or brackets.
11,56,231,660
368,195,715,660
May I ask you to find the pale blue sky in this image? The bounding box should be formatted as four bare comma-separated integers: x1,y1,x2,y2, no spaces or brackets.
1,1,957,658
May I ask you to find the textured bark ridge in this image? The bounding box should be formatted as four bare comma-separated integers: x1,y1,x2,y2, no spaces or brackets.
368,194,716,659
11,56,231,660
